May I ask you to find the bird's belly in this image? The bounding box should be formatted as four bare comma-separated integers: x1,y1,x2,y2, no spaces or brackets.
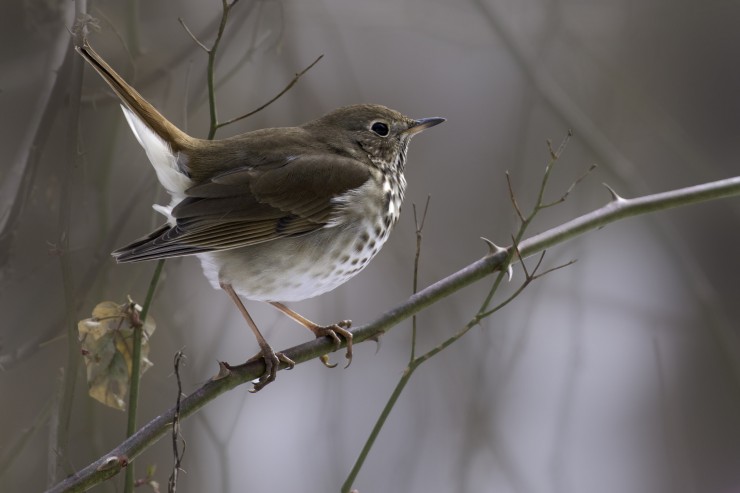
197,220,390,302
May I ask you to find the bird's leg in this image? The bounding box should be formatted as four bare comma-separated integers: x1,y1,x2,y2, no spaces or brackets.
268,302,353,368
220,283,295,392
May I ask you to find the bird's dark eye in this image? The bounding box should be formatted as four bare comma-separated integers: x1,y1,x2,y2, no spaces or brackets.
371,121,389,136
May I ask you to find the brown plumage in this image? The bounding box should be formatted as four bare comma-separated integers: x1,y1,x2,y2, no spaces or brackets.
77,39,444,391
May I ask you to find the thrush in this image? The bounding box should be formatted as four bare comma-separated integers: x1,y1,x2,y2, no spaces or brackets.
77,40,445,391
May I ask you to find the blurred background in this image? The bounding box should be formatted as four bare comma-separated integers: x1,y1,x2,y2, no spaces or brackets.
2,0,740,492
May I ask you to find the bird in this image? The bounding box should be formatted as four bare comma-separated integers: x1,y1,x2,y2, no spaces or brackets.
76,39,445,391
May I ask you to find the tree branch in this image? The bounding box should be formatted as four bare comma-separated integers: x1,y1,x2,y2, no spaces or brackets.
46,173,740,493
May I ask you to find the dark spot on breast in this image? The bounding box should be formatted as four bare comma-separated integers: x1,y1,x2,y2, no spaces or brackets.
368,239,376,250
340,255,350,264
384,215,393,228
374,224,383,237
360,231,370,243
351,258,359,265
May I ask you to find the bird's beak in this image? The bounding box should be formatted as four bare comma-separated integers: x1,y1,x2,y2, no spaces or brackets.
403,116,446,136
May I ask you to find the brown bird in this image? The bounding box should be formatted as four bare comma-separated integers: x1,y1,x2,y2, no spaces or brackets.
76,40,444,391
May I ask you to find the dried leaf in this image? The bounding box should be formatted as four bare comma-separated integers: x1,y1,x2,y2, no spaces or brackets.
78,300,156,410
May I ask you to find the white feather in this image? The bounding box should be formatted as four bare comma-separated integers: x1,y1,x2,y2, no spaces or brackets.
120,105,192,224
120,105,192,199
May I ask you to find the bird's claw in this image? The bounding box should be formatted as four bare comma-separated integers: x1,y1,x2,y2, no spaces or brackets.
246,347,295,393
313,320,353,369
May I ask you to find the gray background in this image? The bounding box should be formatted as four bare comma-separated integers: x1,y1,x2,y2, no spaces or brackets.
2,1,740,492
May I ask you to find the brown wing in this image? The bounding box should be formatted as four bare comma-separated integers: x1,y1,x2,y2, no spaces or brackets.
113,154,371,262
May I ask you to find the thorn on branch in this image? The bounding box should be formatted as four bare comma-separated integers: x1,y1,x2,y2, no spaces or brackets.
602,183,626,203
480,237,507,257
213,361,232,380
368,334,382,354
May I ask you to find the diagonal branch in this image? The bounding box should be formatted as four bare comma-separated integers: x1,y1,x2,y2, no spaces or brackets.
215,54,324,130
45,173,740,493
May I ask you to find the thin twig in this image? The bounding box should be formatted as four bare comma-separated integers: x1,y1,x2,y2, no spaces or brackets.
178,18,209,53
541,163,597,209
215,54,324,130
205,0,240,139
506,171,526,223
341,196,432,492
168,351,187,493
410,196,431,361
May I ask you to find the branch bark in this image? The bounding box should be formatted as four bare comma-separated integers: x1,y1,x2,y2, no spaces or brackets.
46,174,740,493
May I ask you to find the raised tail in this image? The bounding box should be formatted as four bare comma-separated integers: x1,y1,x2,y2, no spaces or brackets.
76,39,195,197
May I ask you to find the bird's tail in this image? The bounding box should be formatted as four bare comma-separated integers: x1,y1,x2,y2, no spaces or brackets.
76,39,194,197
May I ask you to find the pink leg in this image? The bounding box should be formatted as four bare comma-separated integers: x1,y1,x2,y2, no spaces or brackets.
269,302,353,368
221,283,295,392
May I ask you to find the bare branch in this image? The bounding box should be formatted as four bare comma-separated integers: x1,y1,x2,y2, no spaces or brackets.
531,259,578,280
216,54,324,129
506,171,526,222
541,163,597,208
178,18,209,53
45,173,740,492
168,351,187,493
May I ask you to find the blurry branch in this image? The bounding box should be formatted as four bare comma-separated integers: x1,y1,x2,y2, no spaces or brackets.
473,0,740,389
50,2,88,487
46,161,740,491
0,3,75,270
0,178,154,370
179,4,322,138
0,398,53,478
472,0,645,190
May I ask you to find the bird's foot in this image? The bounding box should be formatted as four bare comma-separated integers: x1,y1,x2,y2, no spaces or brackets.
243,345,295,392
312,320,353,369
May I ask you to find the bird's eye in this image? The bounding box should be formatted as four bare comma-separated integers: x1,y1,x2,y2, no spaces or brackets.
371,121,390,137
